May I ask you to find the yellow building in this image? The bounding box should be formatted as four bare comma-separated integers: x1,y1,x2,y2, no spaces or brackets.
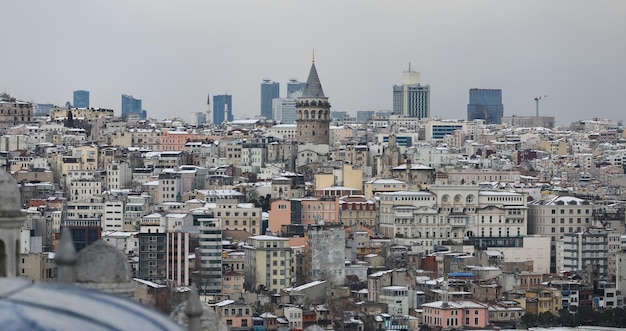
314,173,334,191
536,139,569,156
363,178,408,199
51,107,114,121
519,288,562,315
244,235,292,293
343,164,363,192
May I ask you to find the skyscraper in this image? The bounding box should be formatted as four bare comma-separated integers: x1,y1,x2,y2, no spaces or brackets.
73,90,89,108
287,79,306,98
213,94,233,125
261,79,279,119
392,68,430,119
467,89,504,124
296,59,331,145
121,94,142,118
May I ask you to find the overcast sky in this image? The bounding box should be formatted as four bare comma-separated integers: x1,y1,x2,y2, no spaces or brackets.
3,1,625,125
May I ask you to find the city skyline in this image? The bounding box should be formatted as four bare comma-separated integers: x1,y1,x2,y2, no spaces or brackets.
2,1,625,124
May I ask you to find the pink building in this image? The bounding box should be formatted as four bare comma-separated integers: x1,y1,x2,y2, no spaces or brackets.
301,198,339,225
213,299,253,329
422,301,489,330
268,199,292,234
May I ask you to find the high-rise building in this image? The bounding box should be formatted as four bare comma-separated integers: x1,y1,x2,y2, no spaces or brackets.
261,79,279,119
213,94,233,125
356,110,375,123
392,69,430,119
287,79,305,98
273,98,297,124
196,216,222,295
121,94,143,119
73,90,90,108
467,88,504,124
296,59,331,145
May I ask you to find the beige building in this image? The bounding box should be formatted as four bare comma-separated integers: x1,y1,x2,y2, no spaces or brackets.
50,107,114,121
222,271,244,295
0,94,33,133
363,178,408,199
244,235,292,293
214,199,263,235
378,185,527,254
20,253,56,283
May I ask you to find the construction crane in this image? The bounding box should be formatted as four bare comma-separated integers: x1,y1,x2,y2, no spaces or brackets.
534,95,547,116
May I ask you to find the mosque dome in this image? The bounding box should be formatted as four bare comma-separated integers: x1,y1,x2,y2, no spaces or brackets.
0,278,185,331
170,301,228,331
75,240,135,296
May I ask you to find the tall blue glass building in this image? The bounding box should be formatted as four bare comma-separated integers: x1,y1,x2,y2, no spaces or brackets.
286,79,305,98
121,94,144,119
261,80,279,119
467,89,503,124
213,94,233,125
73,90,89,108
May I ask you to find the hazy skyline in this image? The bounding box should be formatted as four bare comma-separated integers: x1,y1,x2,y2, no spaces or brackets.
3,1,625,125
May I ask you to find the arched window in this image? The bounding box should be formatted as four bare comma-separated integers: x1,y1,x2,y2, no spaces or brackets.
305,110,309,119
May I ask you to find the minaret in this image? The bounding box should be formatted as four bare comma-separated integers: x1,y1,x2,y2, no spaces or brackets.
296,52,331,145
223,95,229,126
206,93,211,125
0,169,26,278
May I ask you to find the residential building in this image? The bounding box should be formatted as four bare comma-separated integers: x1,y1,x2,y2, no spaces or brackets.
215,199,262,235
0,93,33,133
214,300,253,330
422,301,489,329
528,196,594,273
138,228,167,284
467,88,504,124
197,216,222,295
558,229,608,278
244,235,292,293
379,286,409,315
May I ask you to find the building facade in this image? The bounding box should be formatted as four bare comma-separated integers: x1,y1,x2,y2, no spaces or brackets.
73,90,90,108
213,94,233,125
392,69,430,119
261,79,279,120
121,94,144,119
244,235,292,293
467,88,504,124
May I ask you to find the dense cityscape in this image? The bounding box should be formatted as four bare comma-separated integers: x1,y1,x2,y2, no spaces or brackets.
0,57,625,331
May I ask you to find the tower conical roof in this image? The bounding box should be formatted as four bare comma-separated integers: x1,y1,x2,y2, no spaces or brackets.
302,62,325,98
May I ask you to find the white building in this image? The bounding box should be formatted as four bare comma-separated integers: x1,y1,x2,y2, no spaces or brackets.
379,286,409,315
106,160,132,190
557,229,608,277
377,185,527,254
102,200,125,231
